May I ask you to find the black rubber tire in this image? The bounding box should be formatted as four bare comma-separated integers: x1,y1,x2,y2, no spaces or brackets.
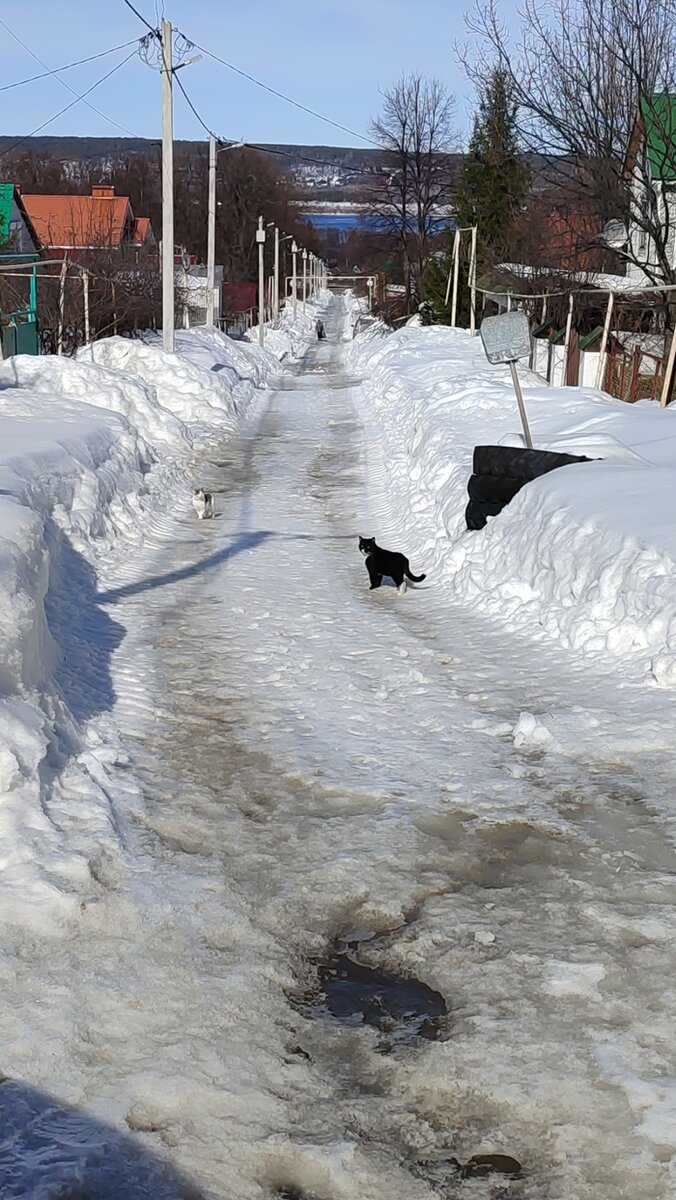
472,445,590,481
467,474,524,504
465,498,505,530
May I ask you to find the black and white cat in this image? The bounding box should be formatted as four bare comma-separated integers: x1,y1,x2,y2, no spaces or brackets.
192,488,214,519
358,536,426,595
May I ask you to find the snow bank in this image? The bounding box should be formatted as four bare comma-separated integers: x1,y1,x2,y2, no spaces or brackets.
351,318,676,685
0,320,305,933
78,324,282,440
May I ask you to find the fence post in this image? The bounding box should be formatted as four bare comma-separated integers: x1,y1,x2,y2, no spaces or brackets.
563,293,574,384
469,225,478,334
595,291,614,390
82,269,90,344
57,258,67,355
660,325,676,407
629,346,642,402
445,228,459,308
450,229,461,326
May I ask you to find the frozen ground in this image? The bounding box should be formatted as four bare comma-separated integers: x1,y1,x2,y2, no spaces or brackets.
0,299,675,1199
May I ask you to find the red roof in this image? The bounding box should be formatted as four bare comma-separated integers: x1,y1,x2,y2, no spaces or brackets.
132,216,154,245
22,186,152,251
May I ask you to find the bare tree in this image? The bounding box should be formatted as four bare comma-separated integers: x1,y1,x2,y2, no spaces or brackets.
370,75,457,309
461,0,676,296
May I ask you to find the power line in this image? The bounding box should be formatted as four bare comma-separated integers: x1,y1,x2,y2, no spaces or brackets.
0,18,142,138
0,48,141,160
173,71,217,140
169,66,389,179
186,38,379,148
121,0,159,36
0,38,141,94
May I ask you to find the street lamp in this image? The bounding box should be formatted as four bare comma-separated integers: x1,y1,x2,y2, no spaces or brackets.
292,241,299,318
256,215,266,347
302,247,308,314
207,136,244,328
274,231,293,322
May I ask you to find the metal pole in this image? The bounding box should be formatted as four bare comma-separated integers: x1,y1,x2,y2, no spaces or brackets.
82,268,90,343
469,225,478,334
161,18,175,352
595,291,614,390
451,228,461,326
509,360,534,449
302,249,307,313
273,227,280,322
57,257,67,355
292,242,298,319
29,263,37,324
257,215,265,347
206,134,216,328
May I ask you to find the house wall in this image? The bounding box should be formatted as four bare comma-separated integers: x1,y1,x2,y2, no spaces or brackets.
7,199,37,256
627,178,676,284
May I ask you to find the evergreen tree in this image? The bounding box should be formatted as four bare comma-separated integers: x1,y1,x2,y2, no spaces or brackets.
453,68,530,265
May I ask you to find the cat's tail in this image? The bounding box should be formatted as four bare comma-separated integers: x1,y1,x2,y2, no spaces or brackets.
405,569,426,582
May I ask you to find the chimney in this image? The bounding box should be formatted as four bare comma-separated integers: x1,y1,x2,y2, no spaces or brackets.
91,184,115,198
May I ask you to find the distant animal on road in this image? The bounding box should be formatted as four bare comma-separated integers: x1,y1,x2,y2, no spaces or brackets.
192,488,214,519
358,536,426,595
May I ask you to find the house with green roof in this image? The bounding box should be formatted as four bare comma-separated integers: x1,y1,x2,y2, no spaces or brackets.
625,94,676,286
0,183,41,356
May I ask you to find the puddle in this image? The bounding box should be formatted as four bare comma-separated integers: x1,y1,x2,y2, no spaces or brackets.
412,1151,523,1190
293,939,447,1050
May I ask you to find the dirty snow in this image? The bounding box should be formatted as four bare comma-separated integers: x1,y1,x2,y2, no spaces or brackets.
0,297,675,1199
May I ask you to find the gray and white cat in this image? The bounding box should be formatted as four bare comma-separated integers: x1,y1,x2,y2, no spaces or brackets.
192,488,214,519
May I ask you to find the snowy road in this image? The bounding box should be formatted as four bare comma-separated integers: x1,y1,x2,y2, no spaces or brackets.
7,298,676,1199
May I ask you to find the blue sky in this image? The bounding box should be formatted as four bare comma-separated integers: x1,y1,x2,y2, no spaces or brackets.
0,0,517,149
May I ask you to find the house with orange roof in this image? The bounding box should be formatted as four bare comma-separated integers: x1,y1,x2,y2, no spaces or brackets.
22,185,157,264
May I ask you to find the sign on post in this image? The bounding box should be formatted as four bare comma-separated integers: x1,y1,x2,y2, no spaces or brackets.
479,311,534,449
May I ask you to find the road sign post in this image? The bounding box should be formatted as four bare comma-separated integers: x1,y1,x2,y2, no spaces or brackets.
480,311,534,449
